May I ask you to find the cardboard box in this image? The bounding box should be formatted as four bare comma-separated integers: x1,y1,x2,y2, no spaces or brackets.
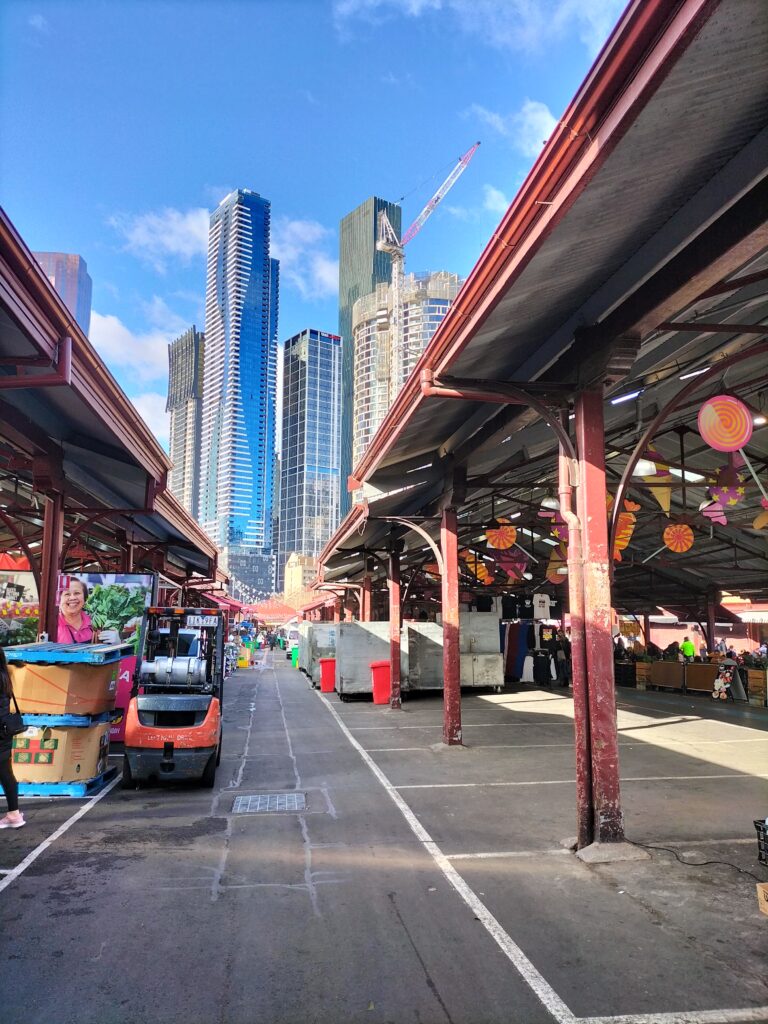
12,723,110,783
9,661,118,714
757,883,768,918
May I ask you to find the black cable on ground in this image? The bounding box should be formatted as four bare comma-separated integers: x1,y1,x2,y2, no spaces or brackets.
624,836,766,883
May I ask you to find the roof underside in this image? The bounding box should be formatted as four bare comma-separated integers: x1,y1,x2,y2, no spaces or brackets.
321,0,768,618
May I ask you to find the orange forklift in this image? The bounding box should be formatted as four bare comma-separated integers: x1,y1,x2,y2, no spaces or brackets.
123,607,225,788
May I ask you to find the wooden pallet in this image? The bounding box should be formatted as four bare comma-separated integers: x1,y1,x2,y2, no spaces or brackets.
18,765,118,798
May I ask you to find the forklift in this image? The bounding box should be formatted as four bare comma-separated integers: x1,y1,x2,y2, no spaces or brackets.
123,607,225,788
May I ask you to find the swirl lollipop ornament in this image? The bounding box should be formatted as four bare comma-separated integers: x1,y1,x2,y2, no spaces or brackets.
697,395,752,452
485,519,517,550
663,523,694,553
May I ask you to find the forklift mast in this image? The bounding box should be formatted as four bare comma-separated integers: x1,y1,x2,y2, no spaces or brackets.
133,607,225,699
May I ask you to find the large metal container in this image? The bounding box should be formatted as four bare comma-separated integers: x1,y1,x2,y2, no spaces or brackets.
336,622,406,697
298,622,338,687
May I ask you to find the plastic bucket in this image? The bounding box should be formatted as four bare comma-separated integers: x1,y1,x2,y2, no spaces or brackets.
318,657,336,693
370,660,391,705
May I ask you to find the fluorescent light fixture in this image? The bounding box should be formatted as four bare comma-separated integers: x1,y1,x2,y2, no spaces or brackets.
679,367,709,380
754,415,767,426
541,538,558,546
610,389,644,405
669,467,705,484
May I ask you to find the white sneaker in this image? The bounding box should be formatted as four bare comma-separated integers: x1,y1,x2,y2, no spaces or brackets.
0,816,25,829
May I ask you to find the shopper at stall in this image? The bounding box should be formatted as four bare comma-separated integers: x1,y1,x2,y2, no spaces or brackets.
0,647,24,829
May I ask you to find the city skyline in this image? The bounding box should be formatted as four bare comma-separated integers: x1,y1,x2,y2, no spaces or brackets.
166,325,205,516
0,2,621,453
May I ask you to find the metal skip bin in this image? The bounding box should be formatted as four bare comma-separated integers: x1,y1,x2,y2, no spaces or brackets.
298,622,338,688
408,613,503,690
336,622,406,698
405,621,444,691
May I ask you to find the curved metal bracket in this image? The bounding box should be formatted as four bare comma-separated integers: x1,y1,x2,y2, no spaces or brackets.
379,516,444,577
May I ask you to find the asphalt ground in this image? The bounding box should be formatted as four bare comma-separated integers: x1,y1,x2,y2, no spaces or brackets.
0,651,766,1024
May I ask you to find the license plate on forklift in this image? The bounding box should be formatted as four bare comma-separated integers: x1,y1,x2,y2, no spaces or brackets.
185,615,218,627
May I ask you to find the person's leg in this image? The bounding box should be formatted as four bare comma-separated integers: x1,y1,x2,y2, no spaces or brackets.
0,753,23,822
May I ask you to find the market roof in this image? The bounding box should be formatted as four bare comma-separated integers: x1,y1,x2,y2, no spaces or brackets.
0,206,219,580
321,0,768,617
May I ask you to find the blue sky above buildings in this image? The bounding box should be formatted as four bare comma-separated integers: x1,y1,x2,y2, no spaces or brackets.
0,0,625,447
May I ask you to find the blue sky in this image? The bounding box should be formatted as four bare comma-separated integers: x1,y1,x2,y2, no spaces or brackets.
1,0,625,447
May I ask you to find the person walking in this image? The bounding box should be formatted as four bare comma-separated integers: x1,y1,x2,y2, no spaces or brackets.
0,647,24,829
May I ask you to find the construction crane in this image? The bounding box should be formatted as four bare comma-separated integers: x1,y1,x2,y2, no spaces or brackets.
376,141,480,399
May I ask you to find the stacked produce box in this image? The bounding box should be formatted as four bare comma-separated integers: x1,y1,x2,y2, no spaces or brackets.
6,641,133,795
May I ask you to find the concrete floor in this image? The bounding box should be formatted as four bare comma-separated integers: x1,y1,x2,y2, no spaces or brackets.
0,651,766,1024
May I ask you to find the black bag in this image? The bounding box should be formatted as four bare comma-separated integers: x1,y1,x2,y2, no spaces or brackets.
0,693,25,739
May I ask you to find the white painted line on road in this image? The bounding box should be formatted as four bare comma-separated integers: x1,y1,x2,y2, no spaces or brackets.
581,1008,768,1023
447,849,570,860
396,773,768,790
0,775,120,896
316,690,577,1024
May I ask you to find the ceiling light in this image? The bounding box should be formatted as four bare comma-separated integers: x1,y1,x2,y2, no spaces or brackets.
633,459,658,477
669,467,705,484
611,389,644,405
540,496,560,510
754,415,767,426
679,367,709,380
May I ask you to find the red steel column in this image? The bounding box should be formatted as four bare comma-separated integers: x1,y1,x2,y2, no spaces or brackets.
441,507,462,745
706,594,717,653
388,551,402,710
344,595,354,622
559,443,593,849
362,575,372,622
333,599,341,624
40,492,64,640
575,390,624,843
643,612,651,648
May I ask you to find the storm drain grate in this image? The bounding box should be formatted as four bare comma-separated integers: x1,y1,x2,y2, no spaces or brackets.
232,793,306,814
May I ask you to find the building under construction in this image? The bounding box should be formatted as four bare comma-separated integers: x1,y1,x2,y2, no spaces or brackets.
352,270,463,465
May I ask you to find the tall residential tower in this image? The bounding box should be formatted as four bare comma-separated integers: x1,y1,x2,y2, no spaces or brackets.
198,189,279,596
277,329,342,591
338,196,401,515
166,326,204,516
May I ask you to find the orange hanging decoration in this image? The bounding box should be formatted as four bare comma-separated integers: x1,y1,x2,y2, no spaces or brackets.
662,523,694,553
485,518,517,550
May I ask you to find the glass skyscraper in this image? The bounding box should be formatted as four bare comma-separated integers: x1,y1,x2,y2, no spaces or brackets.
199,189,279,596
33,252,92,335
166,326,204,516
338,196,401,516
277,329,342,592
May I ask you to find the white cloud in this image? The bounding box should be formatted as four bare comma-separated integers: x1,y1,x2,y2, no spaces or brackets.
28,13,49,32
108,207,209,273
334,0,625,55
469,99,557,158
483,184,510,214
271,218,339,300
130,394,170,450
90,309,176,385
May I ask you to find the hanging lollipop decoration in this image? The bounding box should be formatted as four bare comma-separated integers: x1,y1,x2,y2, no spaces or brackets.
753,498,768,531
698,393,768,507
545,542,568,584
642,521,695,564
700,456,747,525
485,518,517,550
495,547,528,582
639,447,675,515
607,493,642,562
663,522,694,553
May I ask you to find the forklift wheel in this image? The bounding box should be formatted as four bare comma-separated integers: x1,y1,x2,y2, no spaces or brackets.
201,752,217,788
121,756,135,790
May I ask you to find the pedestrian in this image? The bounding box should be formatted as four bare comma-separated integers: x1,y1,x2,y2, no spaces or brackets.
680,636,696,663
0,647,24,829
715,638,727,655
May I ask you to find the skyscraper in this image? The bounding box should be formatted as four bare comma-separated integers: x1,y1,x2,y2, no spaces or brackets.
352,270,463,465
198,189,279,596
277,329,342,592
166,326,204,516
338,196,401,516
33,252,92,335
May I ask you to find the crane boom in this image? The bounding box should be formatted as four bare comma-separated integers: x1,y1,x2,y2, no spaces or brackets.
400,141,480,247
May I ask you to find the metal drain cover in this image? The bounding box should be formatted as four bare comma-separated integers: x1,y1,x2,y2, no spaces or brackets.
232,793,306,814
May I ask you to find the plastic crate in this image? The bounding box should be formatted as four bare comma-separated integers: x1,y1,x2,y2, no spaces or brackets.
755,819,768,865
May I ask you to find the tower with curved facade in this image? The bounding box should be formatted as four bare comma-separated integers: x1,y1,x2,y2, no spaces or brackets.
199,189,279,597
